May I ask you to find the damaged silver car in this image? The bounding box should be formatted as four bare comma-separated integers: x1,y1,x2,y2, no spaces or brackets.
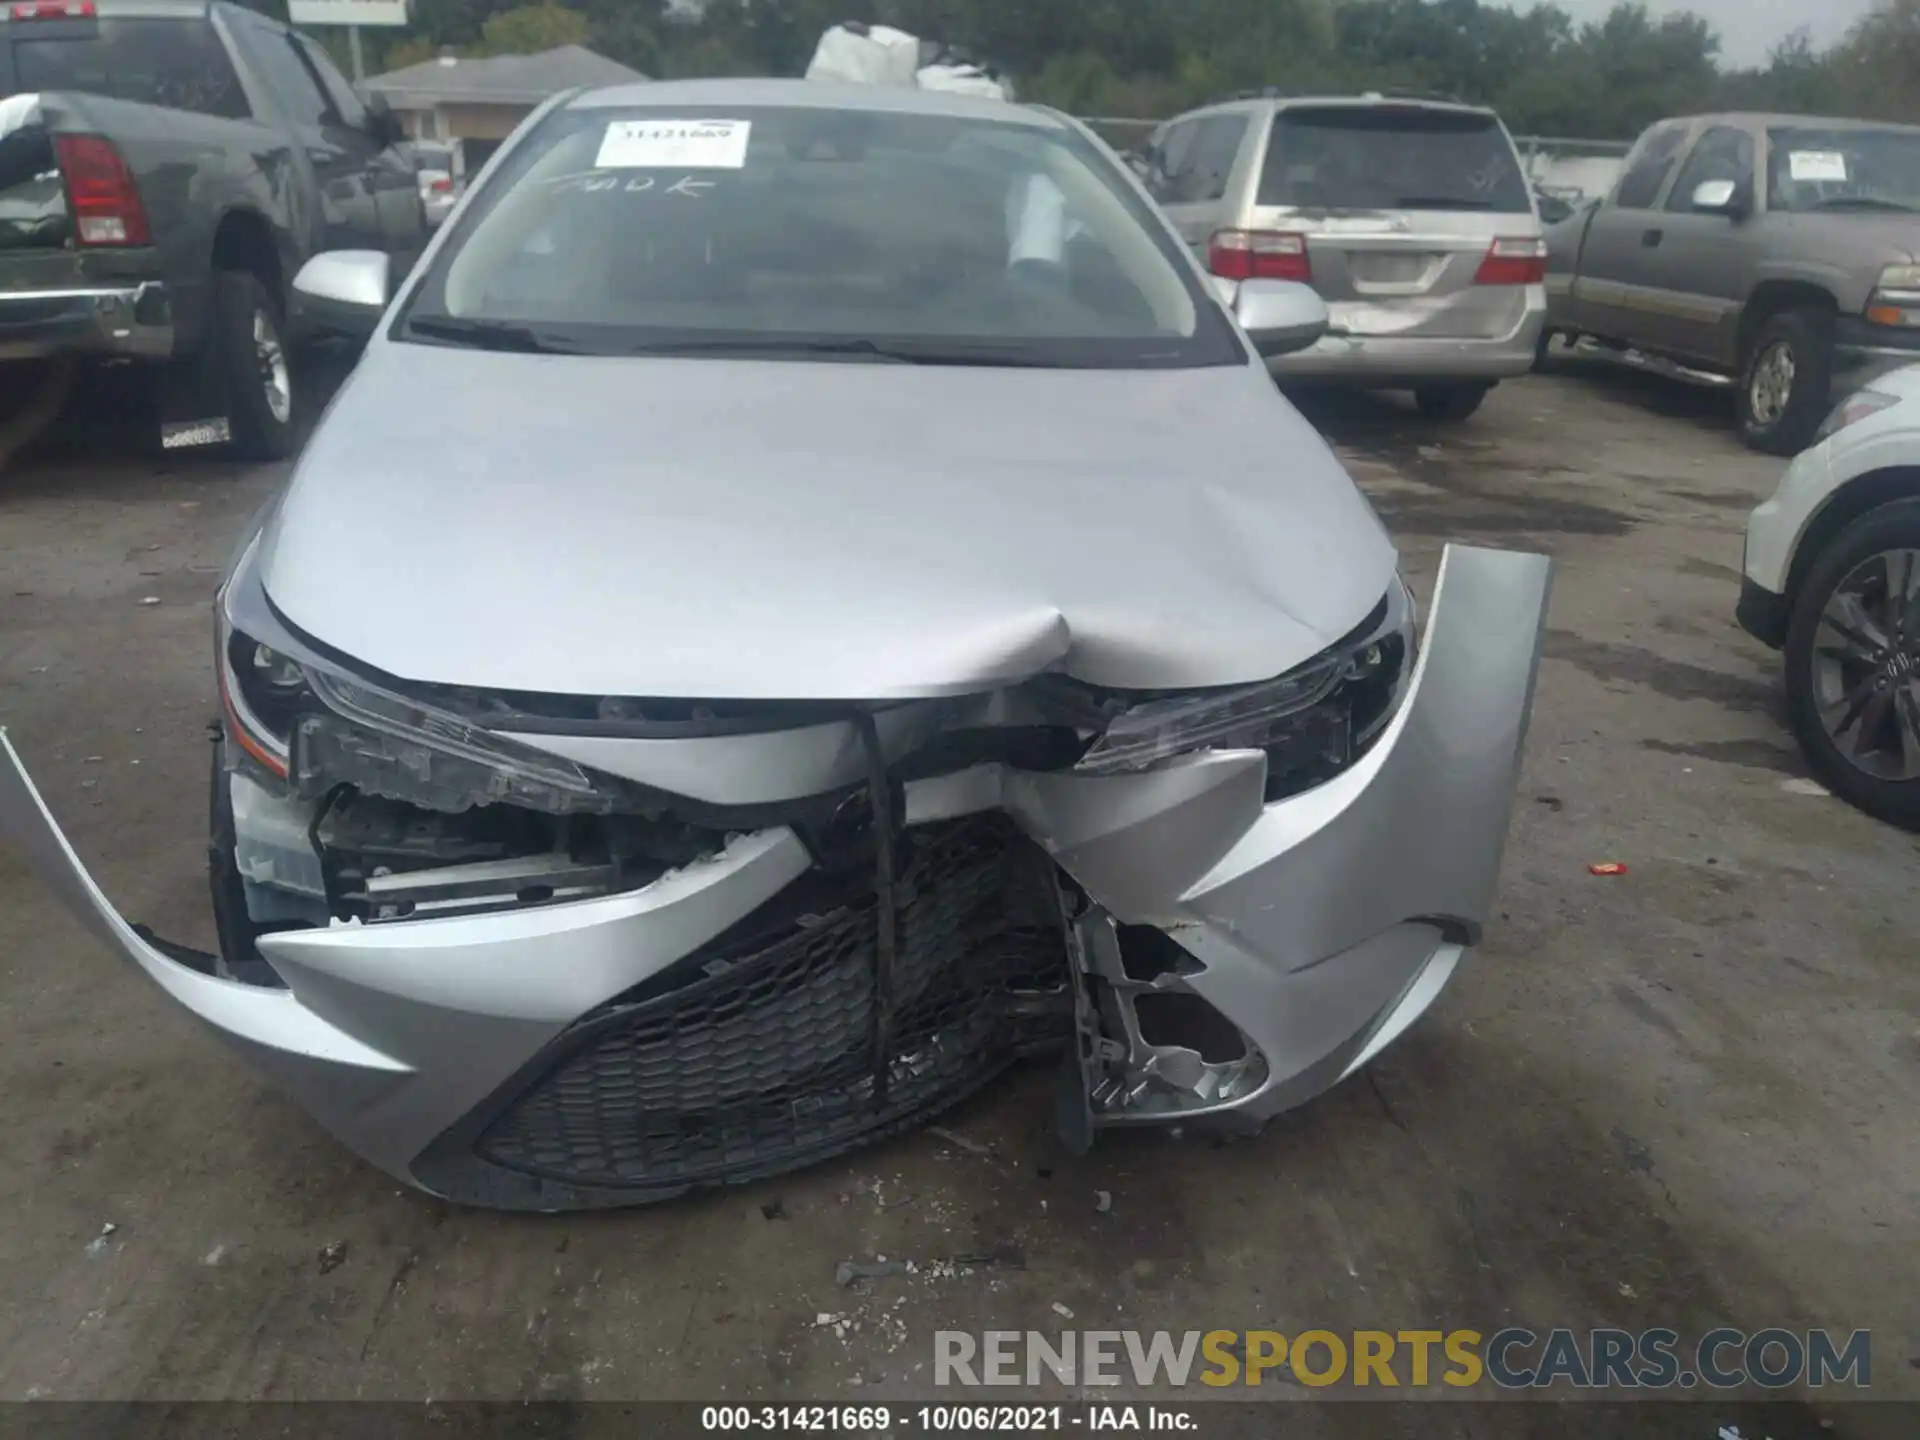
0,80,1552,1210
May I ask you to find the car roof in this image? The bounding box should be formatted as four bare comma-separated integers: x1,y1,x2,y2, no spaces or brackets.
1173,92,1500,123
571,77,1064,130
1663,112,1920,133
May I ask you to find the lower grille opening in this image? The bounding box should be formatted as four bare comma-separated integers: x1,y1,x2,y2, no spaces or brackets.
470,814,1072,1191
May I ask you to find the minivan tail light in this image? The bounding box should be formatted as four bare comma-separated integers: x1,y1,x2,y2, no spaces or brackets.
1209,230,1311,283
1474,237,1547,286
52,134,150,246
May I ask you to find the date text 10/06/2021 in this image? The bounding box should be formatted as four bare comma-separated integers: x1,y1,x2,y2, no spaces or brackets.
700,1406,1197,1432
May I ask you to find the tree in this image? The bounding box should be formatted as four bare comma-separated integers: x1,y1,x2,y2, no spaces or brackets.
475,1,588,56
378,35,443,70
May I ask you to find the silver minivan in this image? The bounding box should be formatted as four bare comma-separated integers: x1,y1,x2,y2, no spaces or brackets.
1137,92,1548,420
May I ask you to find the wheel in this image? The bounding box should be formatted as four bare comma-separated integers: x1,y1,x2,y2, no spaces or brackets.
1737,307,1833,456
1784,499,1920,829
1413,383,1492,422
209,269,297,461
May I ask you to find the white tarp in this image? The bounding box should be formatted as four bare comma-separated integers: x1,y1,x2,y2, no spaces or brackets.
805,23,1011,101
805,25,922,88
915,63,1008,100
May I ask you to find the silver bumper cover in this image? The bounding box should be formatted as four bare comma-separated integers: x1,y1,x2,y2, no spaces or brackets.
0,544,1550,1206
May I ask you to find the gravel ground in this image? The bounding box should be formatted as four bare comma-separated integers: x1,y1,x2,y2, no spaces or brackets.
0,358,1914,1436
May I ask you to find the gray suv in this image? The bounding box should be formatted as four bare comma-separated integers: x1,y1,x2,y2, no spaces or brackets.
1136,91,1547,421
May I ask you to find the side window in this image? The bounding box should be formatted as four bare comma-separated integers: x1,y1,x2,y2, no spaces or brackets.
238,21,332,129
1613,125,1689,210
1148,121,1197,203
1665,125,1754,211
295,34,367,130
1167,116,1249,204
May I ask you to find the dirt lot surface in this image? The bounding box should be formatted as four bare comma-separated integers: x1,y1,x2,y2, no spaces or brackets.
1,358,1915,1436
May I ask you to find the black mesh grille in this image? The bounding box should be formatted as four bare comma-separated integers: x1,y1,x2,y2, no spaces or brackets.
473,816,1070,1190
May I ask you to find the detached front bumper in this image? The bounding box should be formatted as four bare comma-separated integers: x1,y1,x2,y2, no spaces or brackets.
0,545,1551,1210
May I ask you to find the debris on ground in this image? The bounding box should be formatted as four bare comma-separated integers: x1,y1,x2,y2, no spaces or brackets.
759,1199,787,1221
1589,862,1629,877
1095,1190,1113,1214
1051,1302,1075,1319
138,597,160,607
84,1223,117,1259
835,1259,912,1287
1780,778,1830,797
926,1125,993,1157
1535,795,1565,812
949,1243,1025,1271
317,1241,349,1274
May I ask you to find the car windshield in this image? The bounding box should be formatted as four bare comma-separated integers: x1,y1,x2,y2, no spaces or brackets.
399,101,1236,368
1767,126,1920,214
1257,105,1530,213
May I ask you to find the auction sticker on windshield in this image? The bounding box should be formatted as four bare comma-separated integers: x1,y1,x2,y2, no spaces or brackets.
1788,150,1849,183
595,119,751,169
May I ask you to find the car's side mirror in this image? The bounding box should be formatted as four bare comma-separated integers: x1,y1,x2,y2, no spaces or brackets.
1691,178,1749,218
1232,278,1330,358
293,250,390,339
364,91,405,149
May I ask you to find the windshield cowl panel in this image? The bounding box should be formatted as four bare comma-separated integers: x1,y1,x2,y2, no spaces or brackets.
396,102,1241,371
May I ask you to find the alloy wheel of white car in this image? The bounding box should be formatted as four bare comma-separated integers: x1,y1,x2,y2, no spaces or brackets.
1785,502,1920,827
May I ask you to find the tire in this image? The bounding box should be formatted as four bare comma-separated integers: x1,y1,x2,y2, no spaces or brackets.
1736,306,1833,457
1783,498,1920,830
1413,383,1492,422
209,269,298,461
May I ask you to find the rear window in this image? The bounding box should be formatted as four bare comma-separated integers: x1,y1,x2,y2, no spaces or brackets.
4,17,249,119
1257,106,1529,213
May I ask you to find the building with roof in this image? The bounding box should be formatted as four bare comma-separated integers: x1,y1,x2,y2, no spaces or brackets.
363,45,645,170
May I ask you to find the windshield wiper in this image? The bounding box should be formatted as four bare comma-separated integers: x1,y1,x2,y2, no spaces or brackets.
1394,196,1497,209
405,315,584,354
621,336,1058,367
1805,196,1918,213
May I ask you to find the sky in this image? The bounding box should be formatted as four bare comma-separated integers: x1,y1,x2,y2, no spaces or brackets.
1501,0,1879,68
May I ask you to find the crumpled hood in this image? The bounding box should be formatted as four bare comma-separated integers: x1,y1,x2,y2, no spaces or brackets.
261,342,1395,699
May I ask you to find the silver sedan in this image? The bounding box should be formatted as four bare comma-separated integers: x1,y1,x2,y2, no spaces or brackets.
0,79,1551,1209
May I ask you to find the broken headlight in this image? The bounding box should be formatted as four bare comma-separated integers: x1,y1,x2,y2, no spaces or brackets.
217,614,303,782
215,610,610,815
296,667,609,815
1075,578,1416,788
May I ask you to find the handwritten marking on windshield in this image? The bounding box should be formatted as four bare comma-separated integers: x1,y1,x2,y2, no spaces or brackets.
545,170,716,197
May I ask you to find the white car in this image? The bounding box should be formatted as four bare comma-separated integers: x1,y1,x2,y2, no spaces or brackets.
1741,363,1920,826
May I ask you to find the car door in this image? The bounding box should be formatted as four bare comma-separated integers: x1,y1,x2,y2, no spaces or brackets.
229,13,385,254
293,31,424,256
1154,113,1252,265
1649,122,1762,366
1568,120,1693,346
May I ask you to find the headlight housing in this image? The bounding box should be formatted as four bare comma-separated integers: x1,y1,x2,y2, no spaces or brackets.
1868,265,1920,329
1814,389,1900,444
215,607,610,815
1074,578,1417,795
